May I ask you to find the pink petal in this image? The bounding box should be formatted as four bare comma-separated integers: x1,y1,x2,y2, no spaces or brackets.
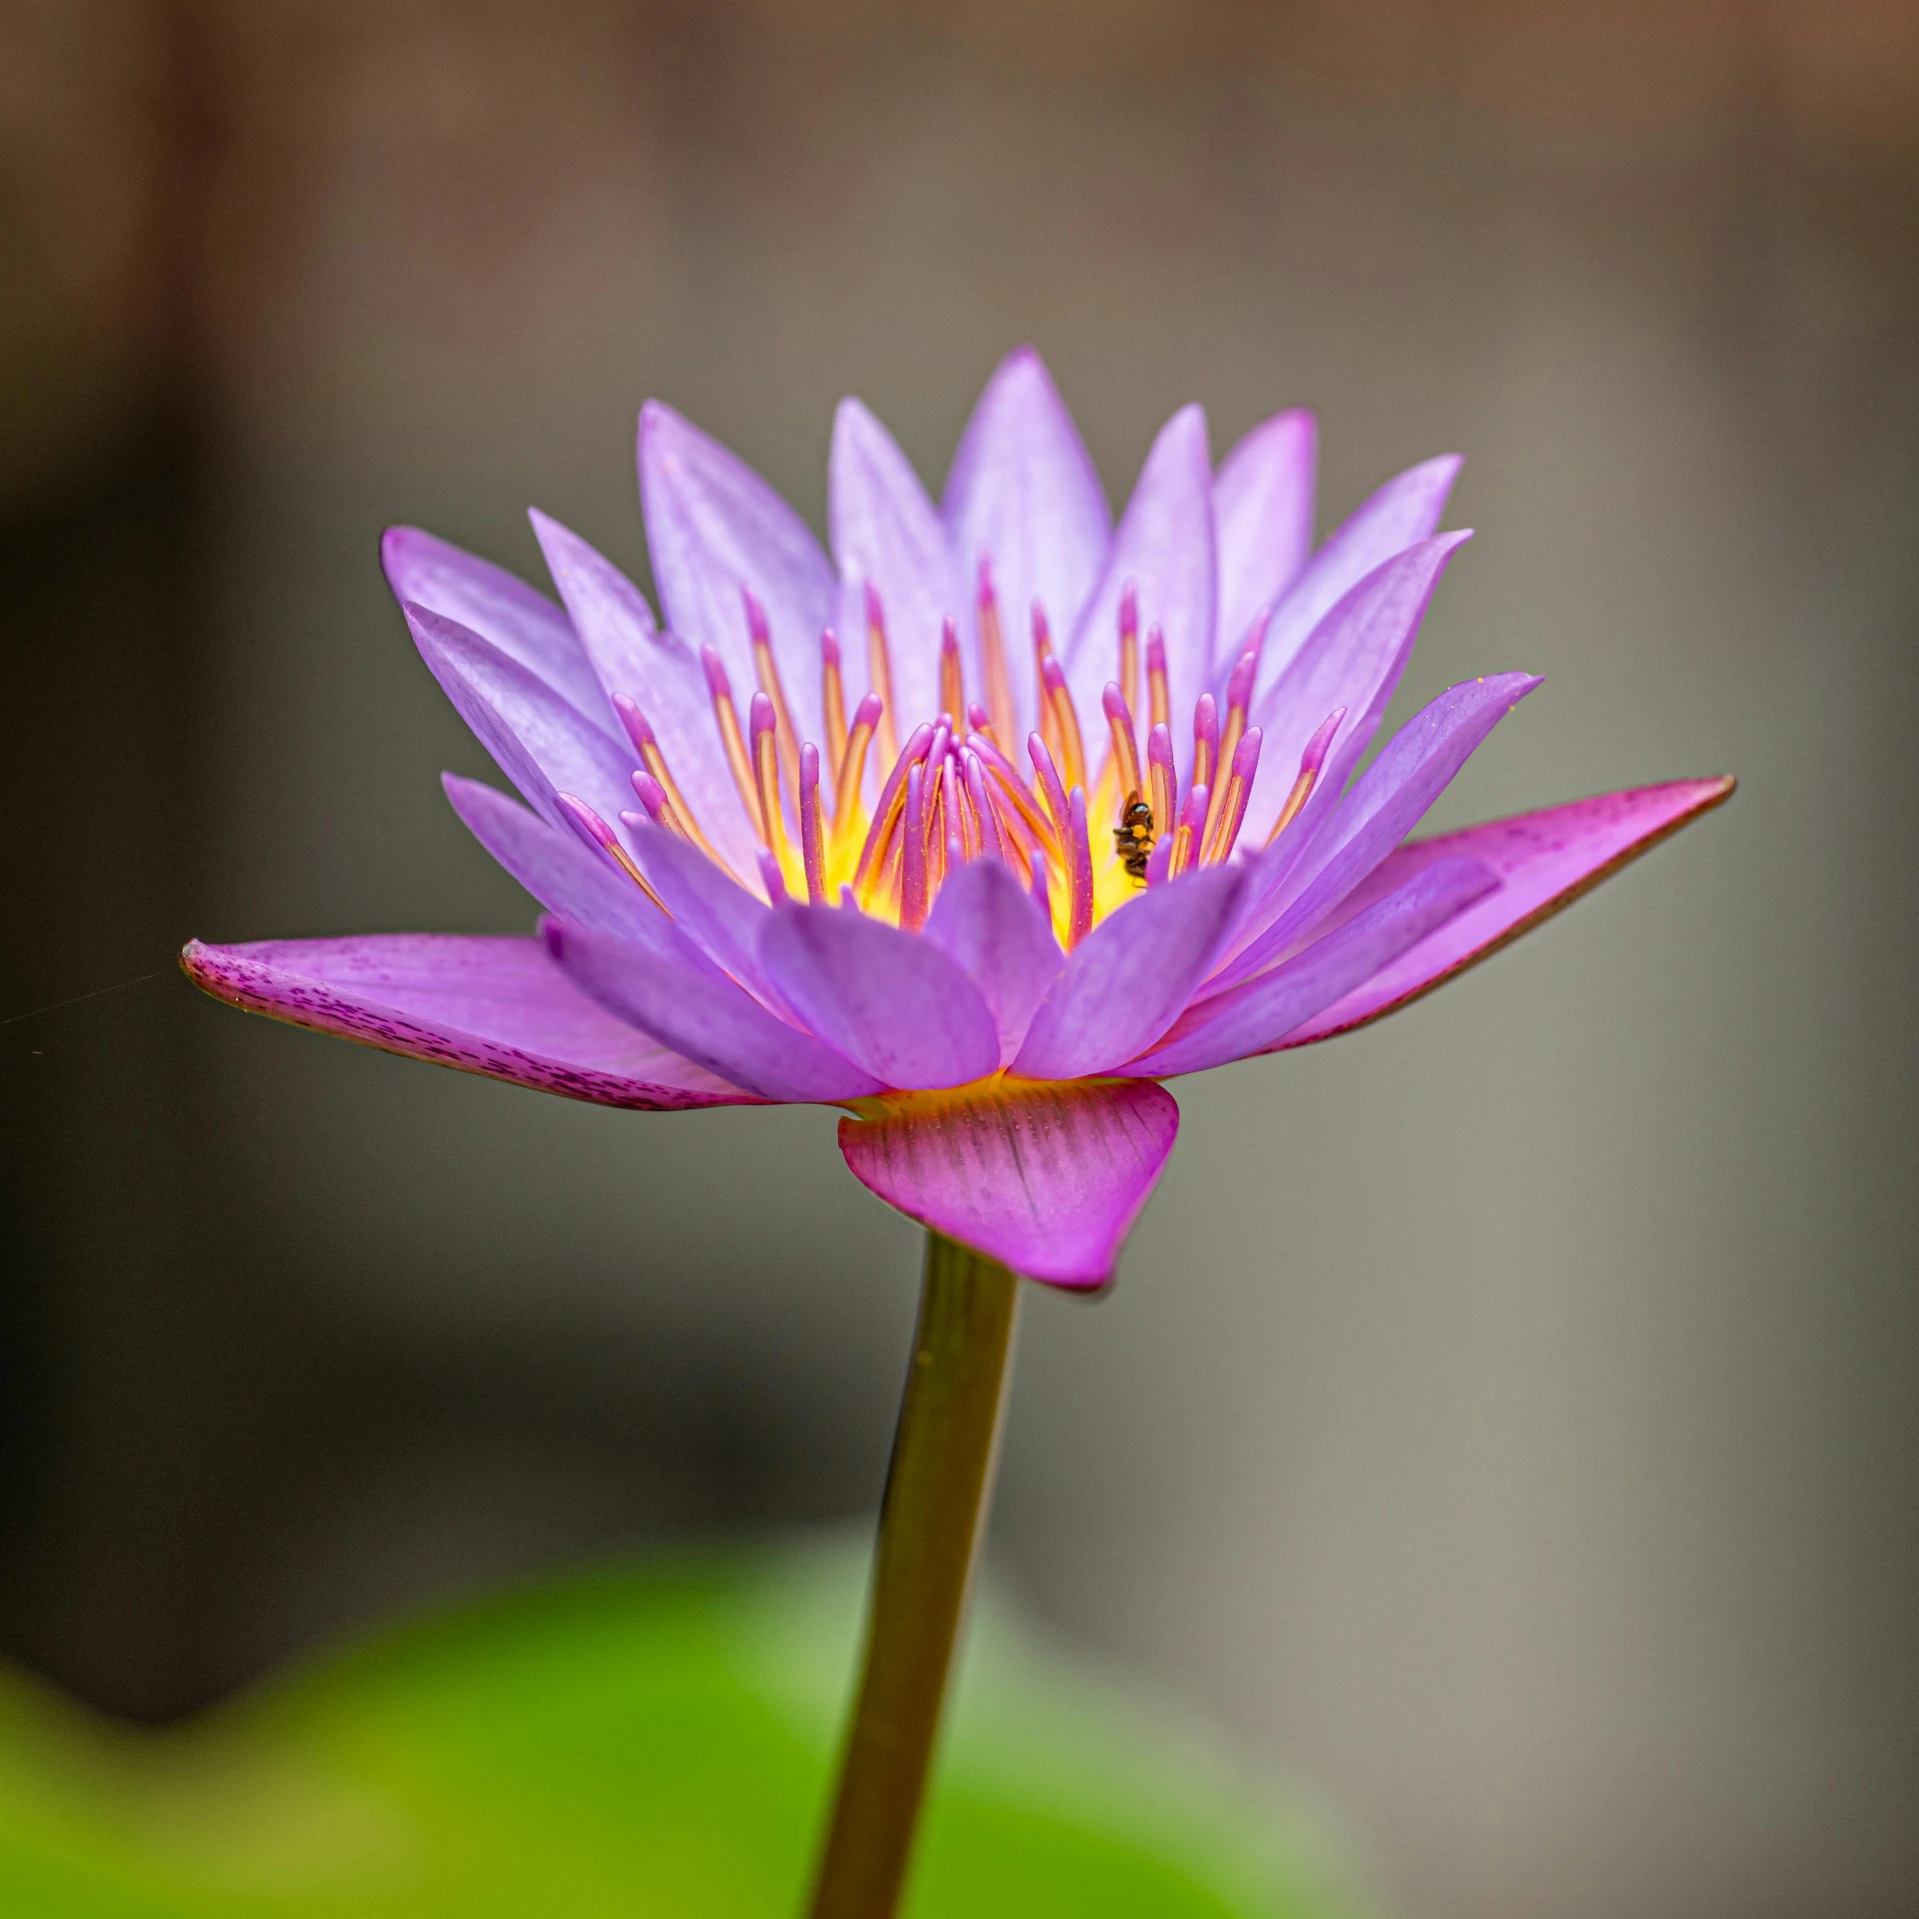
920,859,1063,1066
544,917,881,1104
638,400,834,750
528,510,760,878
1065,404,1216,741
406,604,637,835
1258,453,1462,691
838,1078,1180,1289
1214,407,1317,656
830,397,964,730
180,934,750,1108
381,526,607,721
626,819,783,1005
1128,855,1500,1077
757,903,1002,1090
943,347,1111,738
1277,778,1737,1049
1242,532,1474,845
1014,866,1245,1081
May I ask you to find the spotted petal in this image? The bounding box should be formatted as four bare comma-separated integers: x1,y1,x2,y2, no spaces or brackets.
838,1078,1180,1288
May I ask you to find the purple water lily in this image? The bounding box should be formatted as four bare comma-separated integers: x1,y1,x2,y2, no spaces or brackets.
182,347,1730,1288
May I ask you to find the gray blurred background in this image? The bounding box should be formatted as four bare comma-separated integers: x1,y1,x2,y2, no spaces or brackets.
2,3,1915,1916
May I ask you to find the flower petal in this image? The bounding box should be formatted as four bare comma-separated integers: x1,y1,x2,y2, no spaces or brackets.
528,509,760,878
757,903,1002,1090
180,934,749,1108
544,917,881,1104
1128,855,1500,1076
638,400,834,749
1065,403,1216,737
1276,778,1737,1049
943,347,1111,737
830,397,964,729
407,604,638,834
626,819,783,1005
1224,671,1540,987
1242,532,1474,845
1214,407,1317,656
920,859,1064,1066
837,1078,1180,1289
382,526,607,721
1014,865,1244,1081
443,773,664,944
1258,453,1462,691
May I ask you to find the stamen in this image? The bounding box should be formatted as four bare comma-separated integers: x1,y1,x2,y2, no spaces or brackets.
743,587,801,796
1039,652,1088,796
820,628,849,778
1031,602,1061,767
1101,682,1143,811
799,741,826,904
832,692,883,849
1146,624,1171,733
1146,722,1176,852
1168,782,1208,879
901,761,928,930
1202,726,1262,866
942,753,975,863
864,581,901,768
964,750,1005,866
1267,706,1346,844
1065,787,1094,948
1029,848,1052,919
1027,731,1072,848
975,555,1017,745
1192,693,1219,800
1204,645,1259,851
612,692,732,875
938,615,965,725
557,792,668,913
629,770,688,841
750,692,790,862
853,720,935,892
756,847,788,904
1118,580,1140,719
966,730,1060,856
702,646,762,838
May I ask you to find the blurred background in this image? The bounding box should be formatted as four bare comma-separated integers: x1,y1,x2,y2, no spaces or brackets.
2,2,1915,1915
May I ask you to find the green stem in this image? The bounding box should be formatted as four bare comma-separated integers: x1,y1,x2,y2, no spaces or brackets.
806,1231,1022,1919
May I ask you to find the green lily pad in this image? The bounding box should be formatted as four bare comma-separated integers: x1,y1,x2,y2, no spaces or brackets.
0,1535,1368,1916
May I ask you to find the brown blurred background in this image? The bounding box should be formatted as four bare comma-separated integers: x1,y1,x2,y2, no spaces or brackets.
2,3,1915,1915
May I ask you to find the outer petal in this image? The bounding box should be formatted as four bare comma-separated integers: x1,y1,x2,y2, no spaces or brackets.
638,400,834,749
545,918,881,1104
1065,404,1216,741
838,1079,1180,1288
528,509,760,878
1127,855,1500,1077
830,398,964,729
382,527,607,721
626,820,783,1004
920,859,1063,1066
407,604,639,835
943,347,1111,738
1258,453,1462,692
1014,866,1244,1081
1214,407,1317,655
180,934,749,1108
1242,532,1474,845
758,903,1001,1091
1276,778,1737,1049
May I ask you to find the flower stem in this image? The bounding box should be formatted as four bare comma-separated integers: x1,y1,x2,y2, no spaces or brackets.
807,1231,1022,1919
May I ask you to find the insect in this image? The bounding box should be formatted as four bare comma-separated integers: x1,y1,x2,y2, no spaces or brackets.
1113,790,1156,883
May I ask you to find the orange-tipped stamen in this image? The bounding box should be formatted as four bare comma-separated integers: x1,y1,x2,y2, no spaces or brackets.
864,581,901,768
1039,652,1088,796
975,554,1016,745
963,750,1005,867
557,792,668,913
1100,682,1143,815
799,742,827,904
1146,624,1171,734
628,770,689,842
832,691,882,849
612,691,735,876
820,628,849,778
1202,726,1262,866
1167,781,1208,880
744,587,801,797
1191,693,1219,801
853,720,935,893
1065,787,1094,949
967,731,1061,857
701,646,762,839
901,761,929,930
1204,645,1259,852
1030,602,1063,766
750,692,791,864
1267,706,1346,845
1117,580,1140,719
1145,722,1177,868
938,615,965,725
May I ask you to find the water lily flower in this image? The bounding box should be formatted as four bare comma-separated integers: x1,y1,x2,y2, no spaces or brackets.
182,347,1729,1290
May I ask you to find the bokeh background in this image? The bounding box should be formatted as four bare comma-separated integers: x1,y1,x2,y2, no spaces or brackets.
2,3,1915,1915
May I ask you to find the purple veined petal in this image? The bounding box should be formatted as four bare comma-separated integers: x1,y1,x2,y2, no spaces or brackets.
1013,864,1244,1081
624,817,785,1005
381,526,608,723
1275,777,1738,1050
830,397,964,731
1127,854,1501,1078
638,400,834,750
1241,531,1474,847
180,934,752,1109
1214,407,1317,655
1064,404,1216,760
443,774,670,947
1257,453,1463,694
838,1078,1180,1289
527,509,761,880
544,916,881,1104
406,604,641,835
943,346,1112,739
919,858,1064,1066
757,902,1002,1091
1220,671,1541,990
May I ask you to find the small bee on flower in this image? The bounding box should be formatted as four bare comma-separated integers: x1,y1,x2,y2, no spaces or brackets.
1113,790,1155,883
